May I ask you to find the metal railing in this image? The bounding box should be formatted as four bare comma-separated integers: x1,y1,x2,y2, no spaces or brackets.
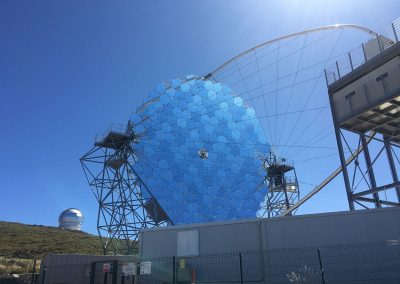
325,17,400,86
94,123,128,143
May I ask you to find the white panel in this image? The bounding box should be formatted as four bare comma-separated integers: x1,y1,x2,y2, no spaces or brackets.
364,37,382,61
122,263,136,276
177,230,199,256
140,261,151,275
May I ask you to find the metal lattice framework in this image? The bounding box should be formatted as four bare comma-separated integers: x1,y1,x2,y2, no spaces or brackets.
79,22,400,255
257,152,300,218
323,20,400,210
80,122,171,255
332,130,400,209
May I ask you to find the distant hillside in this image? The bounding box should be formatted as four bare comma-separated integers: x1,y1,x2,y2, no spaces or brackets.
0,221,103,259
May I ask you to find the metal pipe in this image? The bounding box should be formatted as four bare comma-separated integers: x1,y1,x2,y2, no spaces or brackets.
354,197,399,207
352,181,400,198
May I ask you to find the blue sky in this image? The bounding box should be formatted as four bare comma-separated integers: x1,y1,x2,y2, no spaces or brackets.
1,1,399,234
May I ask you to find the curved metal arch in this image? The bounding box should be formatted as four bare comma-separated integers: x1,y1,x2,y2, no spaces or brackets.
205,24,380,215
207,24,378,77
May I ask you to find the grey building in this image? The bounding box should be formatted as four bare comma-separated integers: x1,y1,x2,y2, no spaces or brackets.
37,208,400,283
138,208,400,283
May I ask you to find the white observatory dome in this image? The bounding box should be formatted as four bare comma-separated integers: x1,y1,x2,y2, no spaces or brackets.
58,208,83,231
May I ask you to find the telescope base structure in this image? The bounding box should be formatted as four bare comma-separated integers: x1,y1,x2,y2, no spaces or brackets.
81,122,171,255
327,40,400,210
258,152,300,218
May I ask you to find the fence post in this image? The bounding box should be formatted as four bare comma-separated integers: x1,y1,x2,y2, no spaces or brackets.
362,43,367,62
392,22,399,42
134,262,139,284
112,260,118,284
31,259,36,284
324,69,329,86
90,262,96,284
239,252,244,284
317,249,326,284
348,52,354,71
41,267,46,284
336,61,341,79
264,249,272,284
172,256,176,284
377,35,383,53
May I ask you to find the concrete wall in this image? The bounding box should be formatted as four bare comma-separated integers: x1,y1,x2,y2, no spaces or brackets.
139,207,400,259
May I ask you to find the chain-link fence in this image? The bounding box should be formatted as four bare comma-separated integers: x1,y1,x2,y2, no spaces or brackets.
35,255,137,284
0,256,39,284
137,241,400,284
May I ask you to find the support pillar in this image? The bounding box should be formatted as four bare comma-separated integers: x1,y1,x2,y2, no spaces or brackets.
384,136,400,202
361,134,381,208
333,127,355,210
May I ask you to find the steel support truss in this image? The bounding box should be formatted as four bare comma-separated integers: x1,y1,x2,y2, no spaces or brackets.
257,152,300,218
326,37,400,211
333,127,400,210
80,121,171,255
